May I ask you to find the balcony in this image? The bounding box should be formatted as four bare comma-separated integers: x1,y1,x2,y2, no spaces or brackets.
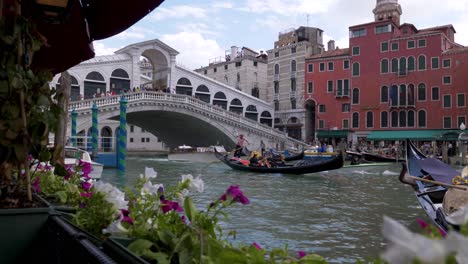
274,74,279,82
289,91,297,98
290,71,296,79
273,93,279,101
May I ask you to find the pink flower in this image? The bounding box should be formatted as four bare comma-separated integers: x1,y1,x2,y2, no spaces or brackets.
120,209,134,225
416,218,429,229
81,181,92,191
80,192,92,197
297,251,306,259
252,242,262,250
219,185,250,205
32,178,41,193
160,196,184,213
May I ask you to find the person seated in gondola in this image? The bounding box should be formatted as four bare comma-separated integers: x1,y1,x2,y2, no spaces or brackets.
258,157,271,168
249,152,260,166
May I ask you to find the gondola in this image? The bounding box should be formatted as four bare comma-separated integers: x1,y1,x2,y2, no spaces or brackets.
242,147,305,161
214,149,344,174
400,139,468,233
361,151,405,163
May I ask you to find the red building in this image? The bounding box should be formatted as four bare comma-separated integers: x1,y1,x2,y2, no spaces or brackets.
305,0,467,146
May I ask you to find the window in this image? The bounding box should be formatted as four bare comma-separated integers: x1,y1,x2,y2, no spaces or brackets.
390,85,398,106
343,60,350,69
342,103,350,112
391,111,398,127
237,73,240,82
203,70,207,74
319,104,326,112
399,111,407,127
443,117,452,129
381,86,388,103
381,59,389,73
418,39,426,47
366,112,374,128
291,47,296,54
458,117,466,127
407,40,415,49
274,100,279,111
375,24,391,34
399,85,407,106
327,80,333,93
443,59,451,68
274,64,279,75
337,80,343,96
213,67,217,73
146,138,150,142
431,57,439,69
399,57,407,75
235,61,241,67
391,42,399,51
443,95,451,108
291,98,296,109
408,84,415,106
352,46,360,55
417,83,426,101
408,111,415,127
291,60,297,72
307,82,313,94
352,112,359,128
328,62,334,71
391,58,398,73
344,79,350,96
457,94,465,107
253,61,258,67
418,110,426,127
343,119,349,129
418,55,426,70
274,51,279,57
351,29,366,38
130,125,134,133
308,64,313,72
318,120,324,129
381,111,388,128
443,76,451,84
141,138,145,143
431,87,439,101
408,56,415,71
290,79,296,91
225,65,228,70
352,88,360,104
319,63,325,72
381,42,389,52
352,62,360,76
130,138,134,143
274,82,279,94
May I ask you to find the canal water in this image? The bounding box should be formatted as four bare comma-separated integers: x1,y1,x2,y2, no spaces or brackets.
101,156,426,263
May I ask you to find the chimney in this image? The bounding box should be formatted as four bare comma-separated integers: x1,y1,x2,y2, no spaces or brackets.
231,46,239,58
327,40,335,51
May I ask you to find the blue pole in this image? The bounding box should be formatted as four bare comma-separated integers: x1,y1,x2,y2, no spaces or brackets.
92,103,99,159
71,109,77,147
118,96,128,173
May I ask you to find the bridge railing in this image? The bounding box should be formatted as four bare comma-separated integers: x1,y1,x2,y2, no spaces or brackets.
68,92,307,147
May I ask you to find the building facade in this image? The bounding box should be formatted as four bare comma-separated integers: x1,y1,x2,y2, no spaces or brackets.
195,46,268,101
305,0,467,146
266,26,325,141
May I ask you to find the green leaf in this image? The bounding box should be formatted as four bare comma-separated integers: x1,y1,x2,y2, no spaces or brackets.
184,197,198,222
128,239,162,261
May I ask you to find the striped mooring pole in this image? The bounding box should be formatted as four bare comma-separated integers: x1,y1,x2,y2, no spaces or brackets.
71,109,77,147
92,102,99,159
118,96,128,173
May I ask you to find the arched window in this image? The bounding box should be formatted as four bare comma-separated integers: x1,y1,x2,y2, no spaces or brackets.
399,84,407,106
100,126,113,152
418,110,426,127
274,64,279,75
390,85,398,106
194,85,210,103
390,111,398,127
417,83,426,101
260,111,273,127
176,77,193,95
391,58,398,73
110,68,130,94
408,84,415,106
381,86,388,103
229,98,243,114
408,56,415,71
408,110,415,127
213,92,227,110
245,105,258,121
381,111,388,128
352,88,360,104
352,62,360,76
399,57,407,75
352,112,359,128
418,55,426,70
84,71,106,99
366,111,374,128
291,60,297,72
399,111,407,127
381,59,389,73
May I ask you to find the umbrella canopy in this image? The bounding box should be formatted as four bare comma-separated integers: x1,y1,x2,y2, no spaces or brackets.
19,0,165,74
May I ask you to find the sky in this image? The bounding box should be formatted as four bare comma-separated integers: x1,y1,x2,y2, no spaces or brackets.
94,0,468,70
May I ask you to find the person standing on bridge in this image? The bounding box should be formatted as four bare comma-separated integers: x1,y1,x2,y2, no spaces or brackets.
234,134,249,158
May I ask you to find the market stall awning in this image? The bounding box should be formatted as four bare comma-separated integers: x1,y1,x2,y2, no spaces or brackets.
316,130,350,138
367,130,461,141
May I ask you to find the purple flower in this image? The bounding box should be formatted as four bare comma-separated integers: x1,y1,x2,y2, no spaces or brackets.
81,181,92,191
416,218,429,229
160,196,183,213
79,160,92,179
181,215,187,224
252,242,262,250
80,192,92,197
219,185,250,205
120,209,134,225
32,178,41,193
297,251,306,259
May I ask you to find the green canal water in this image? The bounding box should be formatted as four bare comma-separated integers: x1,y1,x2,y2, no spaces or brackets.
101,156,426,263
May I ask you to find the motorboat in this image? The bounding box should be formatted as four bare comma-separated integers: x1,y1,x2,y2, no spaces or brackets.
64,147,103,180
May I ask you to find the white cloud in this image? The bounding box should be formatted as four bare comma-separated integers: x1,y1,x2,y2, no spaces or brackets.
150,5,208,21
93,42,118,56
242,0,337,15
160,32,225,70
211,1,234,9
111,27,154,41
176,23,218,37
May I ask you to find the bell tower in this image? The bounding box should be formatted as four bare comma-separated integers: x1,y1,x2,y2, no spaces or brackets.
373,0,402,26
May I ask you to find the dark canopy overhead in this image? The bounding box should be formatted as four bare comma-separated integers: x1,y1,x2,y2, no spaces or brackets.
19,0,165,74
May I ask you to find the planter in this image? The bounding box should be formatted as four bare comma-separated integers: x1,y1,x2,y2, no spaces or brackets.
0,195,51,263
103,237,150,264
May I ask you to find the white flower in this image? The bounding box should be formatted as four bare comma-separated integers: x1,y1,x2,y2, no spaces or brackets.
141,181,163,195
446,206,468,226
140,167,157,180
145,218,158,230
102,220,129,237
381,216,449,264
93,181,128,211
175,189,189,205
181,174,204,193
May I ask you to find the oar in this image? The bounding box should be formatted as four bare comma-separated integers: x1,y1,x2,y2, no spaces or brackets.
407,175,467,190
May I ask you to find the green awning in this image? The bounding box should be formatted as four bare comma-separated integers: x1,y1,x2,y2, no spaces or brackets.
316,130,349,138
367,130,461,141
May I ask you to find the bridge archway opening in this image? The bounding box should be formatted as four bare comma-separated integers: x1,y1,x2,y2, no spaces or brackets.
84,71,106,99
229,98,243,115
101,126,113,152
260,111,273,127
213,92,227,110
195,85,210,103
245,105,258,121
110,68,130,94
141,49,169,91
304,99,316,143
286,117,302,140
176,77,193,95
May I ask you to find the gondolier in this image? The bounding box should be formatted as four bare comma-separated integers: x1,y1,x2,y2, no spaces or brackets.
234,134,249,158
